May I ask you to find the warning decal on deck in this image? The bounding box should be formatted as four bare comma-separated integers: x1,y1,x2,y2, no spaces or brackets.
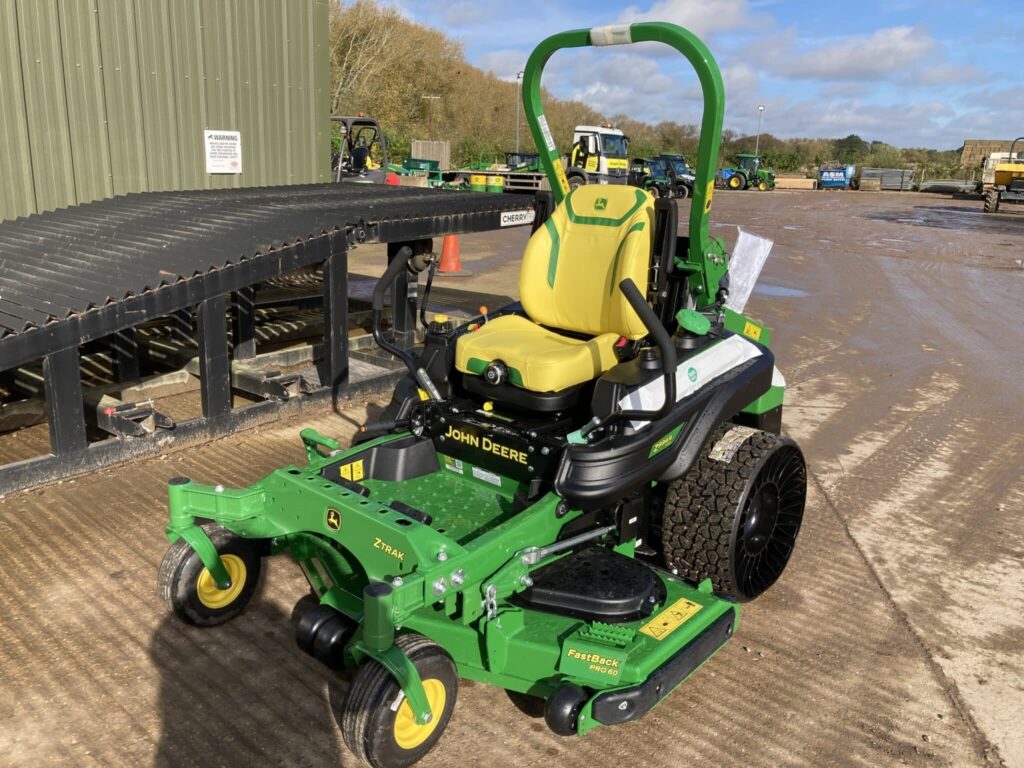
639,598,703,641
340,459,364,482
471,465,502,487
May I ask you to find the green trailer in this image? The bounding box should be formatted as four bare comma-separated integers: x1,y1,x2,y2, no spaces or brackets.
160,21,806,768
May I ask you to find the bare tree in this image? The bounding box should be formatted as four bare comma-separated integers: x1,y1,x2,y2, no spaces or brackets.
329,1,398,114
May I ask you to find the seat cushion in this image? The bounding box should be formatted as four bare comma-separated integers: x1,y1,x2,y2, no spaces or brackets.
455,315,620,393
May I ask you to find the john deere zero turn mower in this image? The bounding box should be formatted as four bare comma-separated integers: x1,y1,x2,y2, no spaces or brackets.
160,22,806,768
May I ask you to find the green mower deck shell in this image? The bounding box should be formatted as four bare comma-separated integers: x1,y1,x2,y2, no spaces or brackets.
167,431,740,728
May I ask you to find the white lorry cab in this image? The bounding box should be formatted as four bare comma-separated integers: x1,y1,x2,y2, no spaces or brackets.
566,124,630,189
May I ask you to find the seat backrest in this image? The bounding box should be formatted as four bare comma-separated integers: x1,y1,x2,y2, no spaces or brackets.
520,185,655,340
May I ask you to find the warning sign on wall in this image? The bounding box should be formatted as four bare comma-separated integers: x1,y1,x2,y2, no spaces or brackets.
204,130,242,174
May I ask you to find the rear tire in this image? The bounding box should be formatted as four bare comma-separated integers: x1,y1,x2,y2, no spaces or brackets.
727,174,743,190
661,426,806,601
568,175,586,192
675,183,690,199
984,188,1000,213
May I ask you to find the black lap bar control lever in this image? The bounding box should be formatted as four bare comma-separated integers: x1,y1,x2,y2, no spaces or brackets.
580,278,677,437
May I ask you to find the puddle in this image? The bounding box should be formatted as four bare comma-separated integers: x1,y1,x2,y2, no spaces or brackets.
783,225,801,231
866,205,1024,234
754,283,810,298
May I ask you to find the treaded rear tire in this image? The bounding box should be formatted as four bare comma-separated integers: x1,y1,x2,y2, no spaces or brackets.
340,634,458,768
984,188,1000,213
661,425,806,601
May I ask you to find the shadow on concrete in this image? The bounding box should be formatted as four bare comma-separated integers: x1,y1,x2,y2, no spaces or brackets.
150,586,352,767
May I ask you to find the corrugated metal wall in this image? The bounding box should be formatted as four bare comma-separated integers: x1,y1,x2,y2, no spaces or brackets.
0,0,330,222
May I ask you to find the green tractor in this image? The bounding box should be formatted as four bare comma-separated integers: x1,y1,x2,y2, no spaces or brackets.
718,153,775,191
159,21,806,768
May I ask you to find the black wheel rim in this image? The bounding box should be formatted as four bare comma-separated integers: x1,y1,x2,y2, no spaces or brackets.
733,445,806,598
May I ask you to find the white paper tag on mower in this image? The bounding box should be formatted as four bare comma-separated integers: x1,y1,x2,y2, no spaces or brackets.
725,229,773,314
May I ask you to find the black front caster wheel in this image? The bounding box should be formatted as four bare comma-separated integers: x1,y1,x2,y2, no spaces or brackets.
340,634,458,768
158,525,262,627
544,683,588,736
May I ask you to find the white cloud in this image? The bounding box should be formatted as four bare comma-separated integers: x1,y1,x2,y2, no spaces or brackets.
776,26,939,81
722,62,758,97
617,0,765,38
818,82,873,99
439,1,498,27
750,97,963,148
909,64,987,86
478,49,529,81
561,51,692,121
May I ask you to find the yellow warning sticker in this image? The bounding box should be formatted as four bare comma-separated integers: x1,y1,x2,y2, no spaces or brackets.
340,459,364,482
554,163,570,195
639,598,703,641
704,180,714,213
742,320,762,341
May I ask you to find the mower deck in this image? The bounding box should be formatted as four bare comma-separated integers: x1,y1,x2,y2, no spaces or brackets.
168,430,738,729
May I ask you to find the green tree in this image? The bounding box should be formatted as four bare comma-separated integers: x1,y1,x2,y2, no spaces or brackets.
832,134,870,163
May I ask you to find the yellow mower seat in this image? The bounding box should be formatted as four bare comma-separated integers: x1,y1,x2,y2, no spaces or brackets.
455,185,655,393
457,315,622,393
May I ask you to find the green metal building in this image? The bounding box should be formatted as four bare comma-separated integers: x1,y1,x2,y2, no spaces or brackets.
0,0,330,223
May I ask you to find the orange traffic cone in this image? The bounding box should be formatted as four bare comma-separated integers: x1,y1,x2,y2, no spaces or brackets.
438,234,470,275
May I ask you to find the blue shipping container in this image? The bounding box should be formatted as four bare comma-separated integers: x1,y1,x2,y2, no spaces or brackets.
819,165,856,189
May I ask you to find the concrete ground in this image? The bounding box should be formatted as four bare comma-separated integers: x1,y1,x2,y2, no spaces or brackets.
1,190,1021,767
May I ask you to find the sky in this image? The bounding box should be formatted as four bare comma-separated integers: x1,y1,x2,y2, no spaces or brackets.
378,0,1022,149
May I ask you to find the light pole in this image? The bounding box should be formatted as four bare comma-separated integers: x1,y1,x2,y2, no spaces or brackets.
422,94,441,140
754,104,766,156
515,71,524,155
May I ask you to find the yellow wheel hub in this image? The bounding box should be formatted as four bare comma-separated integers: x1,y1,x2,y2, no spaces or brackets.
393,678,446,750
195,554,247,609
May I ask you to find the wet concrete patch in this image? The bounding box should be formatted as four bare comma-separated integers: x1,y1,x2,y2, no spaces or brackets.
754,283,810,298
866,204,1024,234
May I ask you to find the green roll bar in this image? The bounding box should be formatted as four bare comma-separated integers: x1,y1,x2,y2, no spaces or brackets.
522,22,728,306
